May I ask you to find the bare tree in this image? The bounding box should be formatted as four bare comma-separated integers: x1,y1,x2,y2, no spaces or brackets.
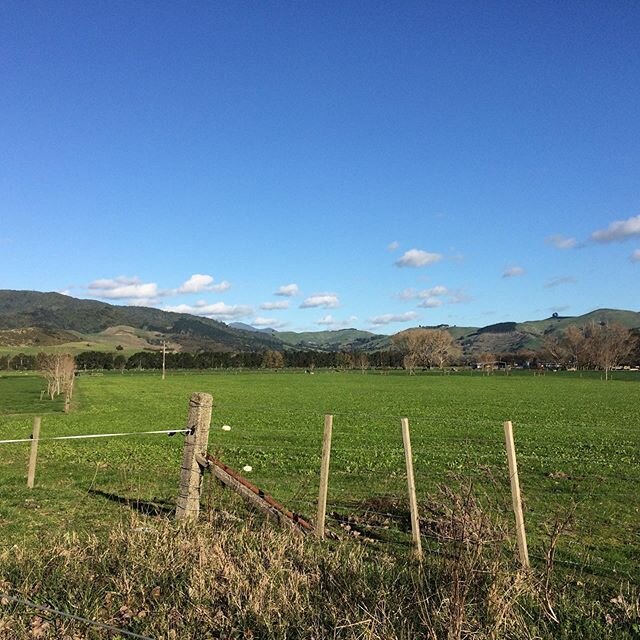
354,352,369,373
393,328,460,374
478,352,495,376
584,323,631,380
262,350,284,370
336,351,354,370
38,353,75,401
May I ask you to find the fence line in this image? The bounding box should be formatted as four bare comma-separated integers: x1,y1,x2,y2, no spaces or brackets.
0,592,154,639
0,428,191,445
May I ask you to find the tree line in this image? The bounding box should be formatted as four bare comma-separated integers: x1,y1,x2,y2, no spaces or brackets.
1,323,638,375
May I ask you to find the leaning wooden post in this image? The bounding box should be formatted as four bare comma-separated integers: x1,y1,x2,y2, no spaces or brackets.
315,414,333,539
176,392,213,520
27,416,41,489
503,420,530,569
401,417,423,560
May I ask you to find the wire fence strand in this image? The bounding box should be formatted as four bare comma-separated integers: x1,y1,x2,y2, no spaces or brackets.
0,592,154,640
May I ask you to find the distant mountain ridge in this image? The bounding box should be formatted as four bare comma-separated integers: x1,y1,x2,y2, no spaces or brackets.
0,290,281,352
0,290,638,355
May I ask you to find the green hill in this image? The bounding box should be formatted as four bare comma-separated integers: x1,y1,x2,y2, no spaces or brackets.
0,291,638,357
0,290,282,353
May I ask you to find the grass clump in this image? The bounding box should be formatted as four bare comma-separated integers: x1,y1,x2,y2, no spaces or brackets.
1,484,638,639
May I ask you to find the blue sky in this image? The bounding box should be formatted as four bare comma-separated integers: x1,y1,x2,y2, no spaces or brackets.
1,1,639,333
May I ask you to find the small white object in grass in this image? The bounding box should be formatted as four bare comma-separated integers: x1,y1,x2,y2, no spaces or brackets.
242,465,253,473
222,425,232,431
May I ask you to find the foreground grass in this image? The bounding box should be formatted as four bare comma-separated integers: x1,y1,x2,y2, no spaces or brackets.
1,489,638,639
1,370,639,637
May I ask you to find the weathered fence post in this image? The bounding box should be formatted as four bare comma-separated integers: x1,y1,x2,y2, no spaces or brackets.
316,414,333,539
503,420,530,569
176,392,213,520
401,417,423,560
27,416,41,489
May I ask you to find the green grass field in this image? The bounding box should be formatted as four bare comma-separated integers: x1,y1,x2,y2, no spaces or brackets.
0,369,638,585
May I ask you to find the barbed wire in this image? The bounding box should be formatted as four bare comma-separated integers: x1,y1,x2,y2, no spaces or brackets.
0,592,154,639
0,428,191,445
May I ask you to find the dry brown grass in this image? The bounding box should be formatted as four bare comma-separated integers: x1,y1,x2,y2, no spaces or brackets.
0,486,637,639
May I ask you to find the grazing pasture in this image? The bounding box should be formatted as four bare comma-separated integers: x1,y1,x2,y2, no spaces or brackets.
0,369,638,583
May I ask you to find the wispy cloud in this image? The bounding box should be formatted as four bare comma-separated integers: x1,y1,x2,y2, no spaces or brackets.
397,285,470,306
388,240,399,251
317,314,358,329
275,283,300,297
369,311,418,326
631,249,640,263
394,249,443,268
418,297,443,308
300,293,340,309
396,288,417,300
591,214,640,243
163,301,253,321
260,300,289,310
419,285,448,298
502,266,525,278
448,290,472,304
252,316,287,329
544,276,577,288
177,274,230,294
546,234,577,250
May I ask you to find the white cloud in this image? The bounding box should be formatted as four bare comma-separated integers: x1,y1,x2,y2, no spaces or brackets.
502,266,525,278
394,249,443,268
127,298,161,307
275,283,300,297
546,235,577,250
300,293,340,309
448,290,472,304
418,285,448,298
369,311,418,326
544,276,577,288
631,249,640,263
388,240,400,251
591,214,640,243
397,288,417,300
260,300,289,310
252,316,287,329
399,285,470,306
177,274,230,294
163,302,253,321
88,276,161,301
317,315,358,329
418,297,443,308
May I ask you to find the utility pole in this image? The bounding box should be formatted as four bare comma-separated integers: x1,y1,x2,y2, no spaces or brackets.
162,340,166,380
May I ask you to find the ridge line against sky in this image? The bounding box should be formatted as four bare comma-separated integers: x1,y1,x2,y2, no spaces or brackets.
1,2,638,333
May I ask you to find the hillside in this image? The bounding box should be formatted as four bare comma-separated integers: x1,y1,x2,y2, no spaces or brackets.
0,290,281,353
276,328,391,352
0,291,638,356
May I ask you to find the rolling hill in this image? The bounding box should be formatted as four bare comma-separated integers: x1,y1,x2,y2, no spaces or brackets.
0,290,638,356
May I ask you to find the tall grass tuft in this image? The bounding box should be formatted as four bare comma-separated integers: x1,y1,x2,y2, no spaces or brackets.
1,485,637,639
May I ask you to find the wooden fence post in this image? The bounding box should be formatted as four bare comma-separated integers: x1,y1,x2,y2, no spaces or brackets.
503,420,530,569
316,414,333,539
176,392,213,520
401,417,423,560
27,416,41,489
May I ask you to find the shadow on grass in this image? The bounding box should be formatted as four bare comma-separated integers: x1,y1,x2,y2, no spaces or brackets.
89,489,175,517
